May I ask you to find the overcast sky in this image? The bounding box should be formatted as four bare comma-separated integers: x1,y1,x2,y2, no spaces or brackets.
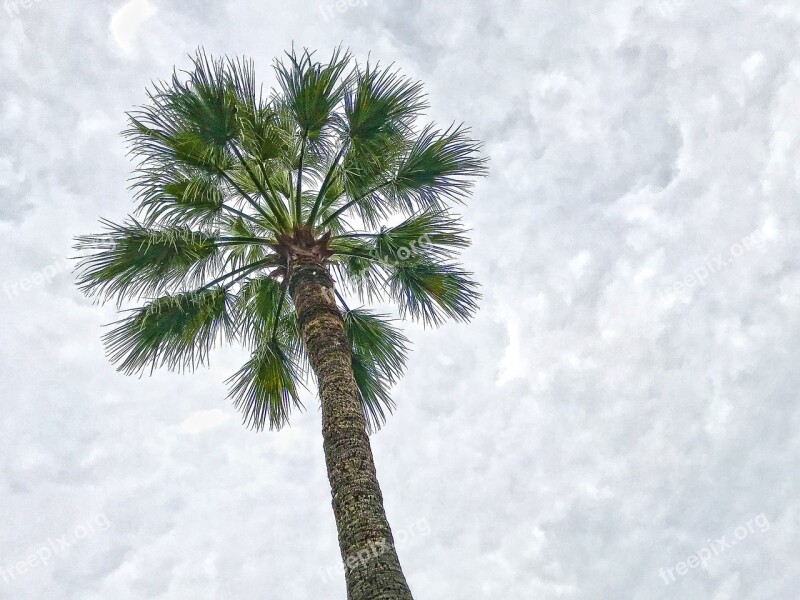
1,0,798,598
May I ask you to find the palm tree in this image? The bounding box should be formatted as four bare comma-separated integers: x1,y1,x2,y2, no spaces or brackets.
75,48,486,599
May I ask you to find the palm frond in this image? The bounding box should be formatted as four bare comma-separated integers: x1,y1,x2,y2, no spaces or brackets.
337,145,402,228
329,236,389,302
274,46,352,141
343,63,426,150
390,123,487,210
350,354,393,432
235,103,292,164
344,308,408,382
133,169,225,227
226,155,281,203
220,217,270,269
226,338,304,431
266,168,294,200
225,54,261,112
344,308,408,431
126,118,231,175
124,51,240,173
75,219,221,302
387,256,480,326
331,254,388,303
104,287,234,374
301,182,348,235
236,277,288,345
171,50,239,147
372,209,469,261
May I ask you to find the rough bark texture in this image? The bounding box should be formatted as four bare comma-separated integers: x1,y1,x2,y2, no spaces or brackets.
289,254,414,600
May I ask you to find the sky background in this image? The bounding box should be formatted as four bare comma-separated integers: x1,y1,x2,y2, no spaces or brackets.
1,0,798,598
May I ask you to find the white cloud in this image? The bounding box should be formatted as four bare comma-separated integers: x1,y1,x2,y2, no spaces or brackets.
1,0,799,598
109,0,156,53
179,409,230,435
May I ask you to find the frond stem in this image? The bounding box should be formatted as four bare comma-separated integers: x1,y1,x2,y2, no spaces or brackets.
228,144,290,230
219,169,280,230
256,159,291,226
220,204,260,225
306,142,347,227
320,178,393,228
199,257,275,291
269,281,289,340
294,132,308,225
334,289,350,312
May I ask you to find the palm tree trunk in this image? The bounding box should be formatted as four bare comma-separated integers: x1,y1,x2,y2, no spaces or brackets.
288,254,415,600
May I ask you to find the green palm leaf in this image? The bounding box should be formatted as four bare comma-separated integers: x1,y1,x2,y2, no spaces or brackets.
226,337,304,431
372,209,469,261
75,220,221,302
126,114,232,173
236,277,292,346
331,254,387,303
388,256,480,326
391,123,487,210
300,178,348,235
222,218,271,269
329,236,389,302
351,355,394,432
328,63,427,227
344,309,409,431
125,53,237,175
235,104,292,164
343,63,426,150
337,145,401,228
344,308,408,382
133,169,225,226
104,287,234,374
274,47,351,141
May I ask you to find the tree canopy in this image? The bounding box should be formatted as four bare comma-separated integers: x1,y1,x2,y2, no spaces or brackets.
75,48,488,432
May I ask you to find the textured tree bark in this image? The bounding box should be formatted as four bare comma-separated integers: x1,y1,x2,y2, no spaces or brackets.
289,253,415,600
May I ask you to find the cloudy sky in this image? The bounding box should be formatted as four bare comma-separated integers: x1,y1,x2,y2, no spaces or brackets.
1,0,798,598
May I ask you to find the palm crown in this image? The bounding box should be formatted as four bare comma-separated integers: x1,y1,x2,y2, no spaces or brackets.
75,48,487,432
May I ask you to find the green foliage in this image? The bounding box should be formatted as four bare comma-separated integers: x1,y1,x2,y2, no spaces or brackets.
391,124,486,210
222,217,270,269
344,309,409,432
237,105,291,163
388,257,480,326
373,209,469,261
226,338,304,431
134,170,225,226
75,220,220,303
104,287,234,374
343,63,426,150
235,277,290,347
169,51,240,148
331,251,387,303
274,47,351,142
300,182,348,235
76,47,487,431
